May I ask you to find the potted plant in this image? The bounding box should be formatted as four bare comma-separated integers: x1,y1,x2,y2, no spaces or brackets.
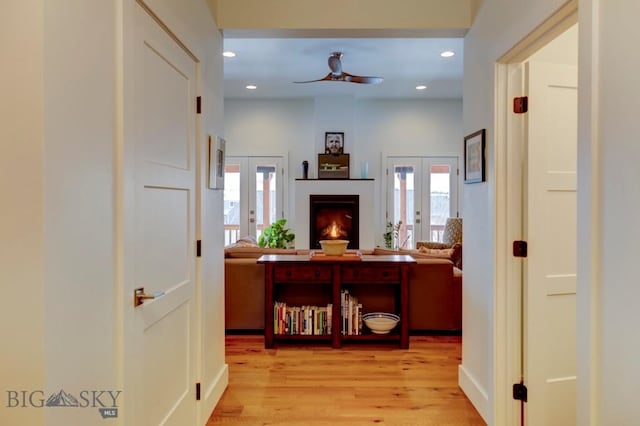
258,218,295,248
383,221,402,249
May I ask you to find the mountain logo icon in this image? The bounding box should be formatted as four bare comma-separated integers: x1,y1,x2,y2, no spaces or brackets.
45,389,79,407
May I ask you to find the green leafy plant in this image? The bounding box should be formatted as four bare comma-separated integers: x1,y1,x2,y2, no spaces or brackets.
383,221,402,249
258,218,295,248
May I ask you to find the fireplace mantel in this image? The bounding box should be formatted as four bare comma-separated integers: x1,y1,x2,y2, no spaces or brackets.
294,179,376,249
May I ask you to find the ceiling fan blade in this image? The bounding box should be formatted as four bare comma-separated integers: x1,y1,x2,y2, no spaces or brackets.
343,72,384,85
293,72,333,84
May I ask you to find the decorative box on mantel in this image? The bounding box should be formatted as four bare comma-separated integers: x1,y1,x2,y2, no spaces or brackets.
294,179,376,250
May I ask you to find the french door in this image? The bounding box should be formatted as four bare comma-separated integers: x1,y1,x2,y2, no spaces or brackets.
386,157,458,249
224,156,284,245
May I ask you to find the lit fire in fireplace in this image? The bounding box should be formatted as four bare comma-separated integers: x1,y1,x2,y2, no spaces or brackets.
322,220,348,239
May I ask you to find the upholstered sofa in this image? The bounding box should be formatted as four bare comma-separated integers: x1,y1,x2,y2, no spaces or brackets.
224,246,462,332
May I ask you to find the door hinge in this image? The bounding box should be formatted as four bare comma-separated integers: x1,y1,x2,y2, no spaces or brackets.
513,96,528,114
513,240,527,258
513,382,528,402
196,382,201,400
196,240,202,257
196,96,202,114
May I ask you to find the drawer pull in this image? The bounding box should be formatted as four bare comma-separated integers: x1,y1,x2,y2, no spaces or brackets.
314,270,320,277
382,271,388,277
353,270,359,277
286,270,292,277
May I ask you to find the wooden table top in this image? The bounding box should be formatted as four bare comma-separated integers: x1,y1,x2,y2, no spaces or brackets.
257,253,416,263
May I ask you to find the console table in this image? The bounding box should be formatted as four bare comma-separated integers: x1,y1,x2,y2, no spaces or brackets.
258,254,415,349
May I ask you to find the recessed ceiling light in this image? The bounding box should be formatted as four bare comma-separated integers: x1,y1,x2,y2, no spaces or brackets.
416,85,428,90
245,85,257,90
440,50,455,58
223,51,236,58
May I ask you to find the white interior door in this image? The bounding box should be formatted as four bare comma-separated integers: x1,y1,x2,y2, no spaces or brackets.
126,5,198,425
224,156,283,244
524,60,578,425
386,157,458,248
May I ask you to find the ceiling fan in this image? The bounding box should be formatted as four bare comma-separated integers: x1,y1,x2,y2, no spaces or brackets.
294,52,384,85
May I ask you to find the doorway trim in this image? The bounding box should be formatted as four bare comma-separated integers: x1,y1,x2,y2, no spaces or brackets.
493,2,578,424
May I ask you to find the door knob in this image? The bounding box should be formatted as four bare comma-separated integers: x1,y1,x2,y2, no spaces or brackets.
134,287,164,307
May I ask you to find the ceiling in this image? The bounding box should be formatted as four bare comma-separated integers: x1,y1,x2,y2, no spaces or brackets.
222,37,464,99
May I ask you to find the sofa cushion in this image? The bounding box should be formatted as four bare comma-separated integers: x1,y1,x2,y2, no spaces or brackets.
225,235,259,248
416,243,462,269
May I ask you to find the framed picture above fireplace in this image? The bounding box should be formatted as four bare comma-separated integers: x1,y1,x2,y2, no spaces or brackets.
318,153,349,179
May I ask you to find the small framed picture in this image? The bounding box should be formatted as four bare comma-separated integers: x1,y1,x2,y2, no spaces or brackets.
464,129,486,184
208,135,226,189
324,132,344,154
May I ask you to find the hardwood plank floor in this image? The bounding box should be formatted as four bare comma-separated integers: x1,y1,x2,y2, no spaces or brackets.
208,335,486,425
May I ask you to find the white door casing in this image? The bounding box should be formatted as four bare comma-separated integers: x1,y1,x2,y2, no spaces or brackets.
524,60,578,425
124,4,198,425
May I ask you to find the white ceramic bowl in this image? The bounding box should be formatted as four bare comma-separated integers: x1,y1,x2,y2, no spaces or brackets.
363,312,400,334
319,239,349,256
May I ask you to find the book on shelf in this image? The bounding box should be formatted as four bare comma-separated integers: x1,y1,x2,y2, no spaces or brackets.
273,301,332,336
340,289,363,335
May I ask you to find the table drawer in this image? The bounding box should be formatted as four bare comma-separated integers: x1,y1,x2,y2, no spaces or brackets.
341,266,400,283
274,265,332,282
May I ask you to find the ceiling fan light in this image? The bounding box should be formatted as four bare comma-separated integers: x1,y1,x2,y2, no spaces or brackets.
440,50,455,58
245,84,257,90
416,85,427,90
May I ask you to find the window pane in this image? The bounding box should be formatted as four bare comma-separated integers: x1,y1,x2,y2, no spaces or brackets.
393,165,414,249
223,163,241,245
430,164,451,242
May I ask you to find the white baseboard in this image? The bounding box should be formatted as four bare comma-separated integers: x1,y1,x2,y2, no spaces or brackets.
200,363,229,425
459,363,490,423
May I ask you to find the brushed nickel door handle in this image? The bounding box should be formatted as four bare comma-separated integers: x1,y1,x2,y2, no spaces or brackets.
134,287,164,307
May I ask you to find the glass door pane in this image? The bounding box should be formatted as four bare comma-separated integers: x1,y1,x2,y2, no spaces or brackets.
223,159,245,246
387,158,421,249
254,164,277,241
424,158,458,242
249,157,283,242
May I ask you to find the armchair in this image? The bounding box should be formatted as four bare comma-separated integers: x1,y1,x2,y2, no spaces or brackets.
416,217,462,269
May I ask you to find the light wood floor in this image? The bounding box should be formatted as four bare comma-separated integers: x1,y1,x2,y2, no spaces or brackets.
208,335,486,425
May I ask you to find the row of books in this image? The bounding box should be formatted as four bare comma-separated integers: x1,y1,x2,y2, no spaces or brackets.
273,302,332,335
341,289,363,336
273,289,365,336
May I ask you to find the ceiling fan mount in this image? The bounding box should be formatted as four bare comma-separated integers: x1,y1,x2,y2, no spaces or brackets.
295,52,384,85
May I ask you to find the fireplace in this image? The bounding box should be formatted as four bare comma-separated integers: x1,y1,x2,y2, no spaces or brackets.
309,195,359,249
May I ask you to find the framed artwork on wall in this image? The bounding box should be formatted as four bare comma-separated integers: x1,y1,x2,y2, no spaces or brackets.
324,132,344,154
464,129,486,184
208,135,226,189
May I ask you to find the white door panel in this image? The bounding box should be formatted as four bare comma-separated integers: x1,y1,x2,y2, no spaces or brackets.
524,60,577,426
126,4,197,425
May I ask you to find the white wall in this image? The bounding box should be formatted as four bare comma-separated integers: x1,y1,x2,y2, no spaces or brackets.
465,0,640,425
461,0,569,423
1,1,225,425
585,2,640,424
224,97,462,246
0,2,45,425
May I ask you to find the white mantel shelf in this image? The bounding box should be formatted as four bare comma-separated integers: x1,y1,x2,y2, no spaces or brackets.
294,178,376,249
